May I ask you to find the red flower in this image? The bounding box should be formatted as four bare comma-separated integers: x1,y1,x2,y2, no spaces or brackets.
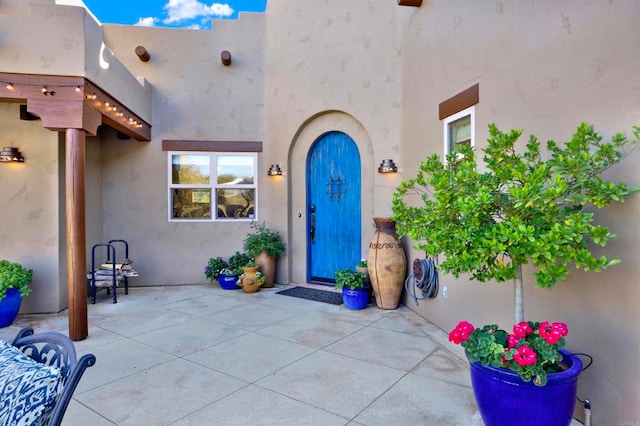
507,333,520,349
501,352,510,367
449,321,475,344
513,346,537,366
512,321,532,338
539,321,568,345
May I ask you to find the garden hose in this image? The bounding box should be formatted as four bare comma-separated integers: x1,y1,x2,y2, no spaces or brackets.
405,257,439,305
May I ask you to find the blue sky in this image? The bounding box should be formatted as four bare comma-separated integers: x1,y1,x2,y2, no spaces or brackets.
82,0,267,29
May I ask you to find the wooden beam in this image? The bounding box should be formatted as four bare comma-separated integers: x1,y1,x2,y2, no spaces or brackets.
162,140,263,152
398,0,422,6
65,128,88,341
439,83,480,120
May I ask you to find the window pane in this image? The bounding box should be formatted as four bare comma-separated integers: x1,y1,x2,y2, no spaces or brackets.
172,155,210,184
171,189,211,219
448,115,471,151
216,189,255,219
217,155,255,185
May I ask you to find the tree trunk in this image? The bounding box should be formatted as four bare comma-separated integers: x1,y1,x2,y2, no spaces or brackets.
514,264,524,323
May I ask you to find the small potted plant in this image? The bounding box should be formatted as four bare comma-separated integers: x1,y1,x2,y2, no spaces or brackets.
238,260,263,293
0,259,33,328
392,122,639,425
204,257,228,283
228,251,252,275
355,259,369,283
334,269,370,310
243,221,286,288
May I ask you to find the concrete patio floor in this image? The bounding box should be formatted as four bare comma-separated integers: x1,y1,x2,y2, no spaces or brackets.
0,284,579,425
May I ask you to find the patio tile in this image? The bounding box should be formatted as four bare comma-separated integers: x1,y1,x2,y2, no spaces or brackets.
309,303,394,325
256,313,364,348
206,302,300,331
325,326,439,371
371,309,438,337
185,333,315,382
96,305,194,337
75,358,246,426
74,338,175,393
61,400,116,426
171,384,348,425
412,347,472,388
353,372,481,426
256,351,404,419
164,294,249,318
131,317,249,356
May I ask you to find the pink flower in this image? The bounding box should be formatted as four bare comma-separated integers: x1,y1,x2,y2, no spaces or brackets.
449,321,475,344
513,321,532,338
507,333,520,349
513,346,537,366
539,321,568,345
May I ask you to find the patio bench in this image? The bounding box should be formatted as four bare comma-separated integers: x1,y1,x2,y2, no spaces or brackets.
1,328,96,426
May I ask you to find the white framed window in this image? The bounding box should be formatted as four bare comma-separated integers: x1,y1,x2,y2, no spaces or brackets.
168,152,257,222
443,106,475,158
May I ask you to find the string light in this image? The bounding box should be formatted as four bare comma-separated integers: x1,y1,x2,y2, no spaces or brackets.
75,86,81,92
41,86,47,93
5,83,13,90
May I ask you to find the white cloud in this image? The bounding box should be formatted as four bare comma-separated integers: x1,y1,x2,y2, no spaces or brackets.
135,17,159,27
163,0,234,24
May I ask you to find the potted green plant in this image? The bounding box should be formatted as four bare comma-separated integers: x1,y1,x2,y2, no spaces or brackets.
228,251,252,275
335,269,370,310
204,257,228,282
243,221,286,288
355,259,369,283
0,260,33,328
392,123,639,425
238,260,263,293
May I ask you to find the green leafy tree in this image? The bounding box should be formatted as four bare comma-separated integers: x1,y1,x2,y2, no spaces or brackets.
392,123,639,322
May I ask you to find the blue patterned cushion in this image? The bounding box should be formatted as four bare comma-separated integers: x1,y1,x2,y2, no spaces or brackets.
0,340,62,426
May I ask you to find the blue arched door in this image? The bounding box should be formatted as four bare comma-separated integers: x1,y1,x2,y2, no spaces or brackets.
306,131,361,283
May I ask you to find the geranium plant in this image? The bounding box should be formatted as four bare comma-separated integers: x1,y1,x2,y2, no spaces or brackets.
449,320,568,386
392,123,638,385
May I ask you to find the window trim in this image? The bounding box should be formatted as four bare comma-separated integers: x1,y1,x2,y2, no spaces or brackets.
443,105,475,158
167,151,258,222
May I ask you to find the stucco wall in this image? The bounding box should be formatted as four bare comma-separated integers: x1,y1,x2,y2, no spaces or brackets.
97,14,267,285
396,1,640,424
0,103,62,313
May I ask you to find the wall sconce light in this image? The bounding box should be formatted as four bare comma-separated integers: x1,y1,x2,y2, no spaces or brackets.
267,164,282,176
0,147,25,163
378,159,397,173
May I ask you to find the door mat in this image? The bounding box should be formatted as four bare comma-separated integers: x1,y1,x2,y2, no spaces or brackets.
276,287,343,305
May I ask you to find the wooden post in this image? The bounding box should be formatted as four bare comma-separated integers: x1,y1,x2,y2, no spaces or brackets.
66,128,88,341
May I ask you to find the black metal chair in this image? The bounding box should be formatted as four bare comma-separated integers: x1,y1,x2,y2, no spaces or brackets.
11,328,97,426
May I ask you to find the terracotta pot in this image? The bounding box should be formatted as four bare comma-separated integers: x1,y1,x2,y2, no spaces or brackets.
255,251,275,288
367,217,406,310
240,266,262,293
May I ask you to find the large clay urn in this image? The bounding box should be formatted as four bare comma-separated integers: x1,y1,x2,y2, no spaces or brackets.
367,217,406,310
255,251,275,288
240,265,262,293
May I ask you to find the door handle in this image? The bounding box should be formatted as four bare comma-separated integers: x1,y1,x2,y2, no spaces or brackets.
310,205,316,244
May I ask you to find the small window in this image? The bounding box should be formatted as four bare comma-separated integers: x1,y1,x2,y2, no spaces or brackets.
443,106,475,157
168,152,257,221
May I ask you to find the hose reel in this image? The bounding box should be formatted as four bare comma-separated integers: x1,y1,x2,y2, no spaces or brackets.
405,257,439,305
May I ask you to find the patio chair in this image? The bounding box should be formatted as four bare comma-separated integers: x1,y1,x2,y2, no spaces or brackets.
3,328,96,426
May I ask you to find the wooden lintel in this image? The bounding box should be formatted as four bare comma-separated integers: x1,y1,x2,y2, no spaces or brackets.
398,0,422,6
162,140,263,152
439,83,480,120
27,99,86,131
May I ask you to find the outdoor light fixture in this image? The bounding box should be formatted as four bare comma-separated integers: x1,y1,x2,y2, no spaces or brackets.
0,147,25,163
378,159,397,173
267,164,282,176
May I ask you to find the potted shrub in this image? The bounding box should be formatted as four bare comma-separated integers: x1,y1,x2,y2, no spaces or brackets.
392,123,639,425
0,260,33,328
204,257,228,283
334,269,370,310
228,251,252,276
243,221,286,288
355,259,369,284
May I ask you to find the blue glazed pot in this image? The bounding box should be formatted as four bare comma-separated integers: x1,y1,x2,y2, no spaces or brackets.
0,288,23,328
218,274,240,290
342,286,370,310
469,349,582,426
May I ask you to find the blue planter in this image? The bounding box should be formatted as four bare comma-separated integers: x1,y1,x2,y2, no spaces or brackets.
218,274,240,290
342,286,370,310
469,349,582,426
0,288,23,328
